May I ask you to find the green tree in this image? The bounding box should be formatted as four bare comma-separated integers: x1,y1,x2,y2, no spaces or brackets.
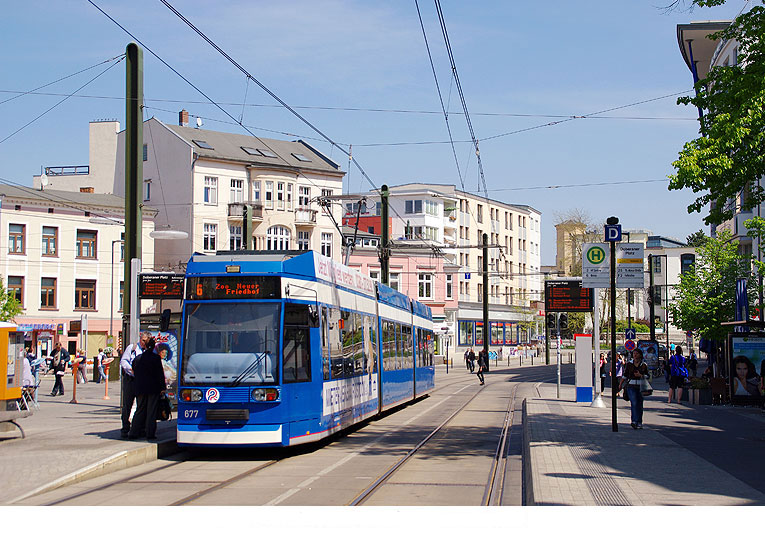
686,229,708,247
0,279,22,322
667,230,756,341
669,2,765,225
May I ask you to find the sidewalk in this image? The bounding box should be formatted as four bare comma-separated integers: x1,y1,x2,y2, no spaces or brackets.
0,375,176,505
524,373,765,505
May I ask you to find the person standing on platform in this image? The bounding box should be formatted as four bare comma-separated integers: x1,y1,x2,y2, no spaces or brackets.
476,349,488,386
688,350,698,378
75,350,88,384
95,348,107,383
464,347,472,372
128,336,166,441
599,353,607,391
620,348,649,429
668,346,688,404
49,342,69,396
120,332,150,438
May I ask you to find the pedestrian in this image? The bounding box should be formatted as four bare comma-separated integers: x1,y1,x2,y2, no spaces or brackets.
476,348,488,385
688,350,698,378
75,350,88,384
668,345,688,404
620,348,649,429
464,347,472,372
120,331,151,438
49,342,69,396
469,348,476,372
599,352,607,391
128,335,166,441
95,348,107,384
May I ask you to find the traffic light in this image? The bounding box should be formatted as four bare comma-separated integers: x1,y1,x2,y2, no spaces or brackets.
559,313,569,331
159,309,171,332
546,313,556,330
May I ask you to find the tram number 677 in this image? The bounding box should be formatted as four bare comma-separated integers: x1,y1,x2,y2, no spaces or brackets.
184,409,199,419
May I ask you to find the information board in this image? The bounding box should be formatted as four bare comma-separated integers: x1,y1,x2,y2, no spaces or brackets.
139,273,185,299
185,276,280,300
545,279,593,312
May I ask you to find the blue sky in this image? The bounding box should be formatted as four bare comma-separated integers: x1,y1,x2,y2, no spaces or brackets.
0,0,747,265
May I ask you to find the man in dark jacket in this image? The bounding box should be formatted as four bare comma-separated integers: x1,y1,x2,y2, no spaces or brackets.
476,349,488,385
49,342,70,396
128,337,166,440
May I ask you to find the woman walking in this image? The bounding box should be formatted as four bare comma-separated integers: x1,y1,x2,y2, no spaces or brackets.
620,348,649,429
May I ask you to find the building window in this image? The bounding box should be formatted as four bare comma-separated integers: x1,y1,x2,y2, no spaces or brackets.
389,272,400,291
405,200,423,214
42,226,58,257
8,224,25,254
369,271,380,282
143,180,151,201
230,179,244,203
76,230,97,259
265,181,274,209
119,281,124,311
681,253,696,276
203,223,217,252
204,176,218,205
267,225,291,251
297,230,310,250
446,274,453,299
418,273,433,299
277,182,285,210
299,186,310,207
229,225,242,250
287,183,293,210
321,232,332,257
478,283,483,302
653,256,662,273
477,205,483,223
7,276,23,306
253,181,261,201
142,144,148,161
75,279,96,310
41,277,56,309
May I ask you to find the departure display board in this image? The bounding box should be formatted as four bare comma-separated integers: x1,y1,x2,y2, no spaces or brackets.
545,280,593,312
139,273,185,299
185,276,280,300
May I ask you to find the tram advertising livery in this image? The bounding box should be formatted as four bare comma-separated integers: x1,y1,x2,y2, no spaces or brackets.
176,250,435,447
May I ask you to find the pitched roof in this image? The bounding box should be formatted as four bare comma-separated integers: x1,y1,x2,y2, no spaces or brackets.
0,184,157,217
163,123,344,175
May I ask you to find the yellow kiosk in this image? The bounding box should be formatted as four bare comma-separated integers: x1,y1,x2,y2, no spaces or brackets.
0,322,30,437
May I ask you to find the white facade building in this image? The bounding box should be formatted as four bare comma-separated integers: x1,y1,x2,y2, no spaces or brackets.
1,185,156,358
112,115,346,269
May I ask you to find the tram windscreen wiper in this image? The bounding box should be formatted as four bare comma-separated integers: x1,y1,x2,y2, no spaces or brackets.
230,352,269,387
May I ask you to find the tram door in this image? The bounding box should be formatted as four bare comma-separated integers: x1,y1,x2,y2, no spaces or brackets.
283,304,320,424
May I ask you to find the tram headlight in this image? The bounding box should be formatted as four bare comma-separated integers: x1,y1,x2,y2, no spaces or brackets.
252,388,279,402
180,389,203,402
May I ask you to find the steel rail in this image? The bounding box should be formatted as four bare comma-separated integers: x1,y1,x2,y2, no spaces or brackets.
482,383,519,506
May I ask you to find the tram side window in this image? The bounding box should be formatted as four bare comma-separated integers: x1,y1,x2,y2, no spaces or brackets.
416,329,423,367
329,308,344,379
402,325,413,369
427,330,435,366
354,312,367,375
395,323,403,370
366,315,378,374
383,320,395,371
283,303,312,383
321,307,330,380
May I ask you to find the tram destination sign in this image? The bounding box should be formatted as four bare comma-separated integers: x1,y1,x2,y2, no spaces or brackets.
545,279,593,312
138,273,185,299
186,276,280,300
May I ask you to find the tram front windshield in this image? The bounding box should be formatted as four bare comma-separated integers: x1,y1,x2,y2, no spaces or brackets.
181,302,281,386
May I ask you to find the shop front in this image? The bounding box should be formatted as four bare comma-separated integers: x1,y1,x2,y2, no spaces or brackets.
15,322,58,358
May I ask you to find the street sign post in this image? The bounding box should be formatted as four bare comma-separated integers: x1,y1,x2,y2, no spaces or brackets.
625,328,636,340
625,339,636,351
582,243,610,288
605,224,622,242
616,243,645,289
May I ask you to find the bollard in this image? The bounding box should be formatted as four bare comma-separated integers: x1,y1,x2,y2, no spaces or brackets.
70,360,79,404
103,362,111,400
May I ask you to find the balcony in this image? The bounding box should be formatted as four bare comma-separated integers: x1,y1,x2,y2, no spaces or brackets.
295,207,318,226
45,165,89,176
228,202,263,221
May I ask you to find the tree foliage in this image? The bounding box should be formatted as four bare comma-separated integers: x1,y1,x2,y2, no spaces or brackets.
0,279,22,322
686,229,708,247
667,230,756,341
669,3,765,225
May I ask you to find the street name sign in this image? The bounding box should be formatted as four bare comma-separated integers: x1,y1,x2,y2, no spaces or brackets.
615,243,645,288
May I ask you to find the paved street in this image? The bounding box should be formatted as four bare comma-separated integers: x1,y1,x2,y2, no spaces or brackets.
4,358,765,509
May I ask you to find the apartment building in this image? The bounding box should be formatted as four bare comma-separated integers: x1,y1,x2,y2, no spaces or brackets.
1,185,156,358
345,183,542,351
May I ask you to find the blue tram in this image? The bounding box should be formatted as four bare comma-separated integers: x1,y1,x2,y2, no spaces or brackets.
176,250,435,447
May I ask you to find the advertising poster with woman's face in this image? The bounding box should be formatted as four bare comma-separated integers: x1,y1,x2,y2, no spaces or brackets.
637,340,659,370
151,329,178,401
729,334,765,402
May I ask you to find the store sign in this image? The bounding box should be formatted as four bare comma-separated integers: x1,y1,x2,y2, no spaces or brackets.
16,323,56,332
69,320,81,334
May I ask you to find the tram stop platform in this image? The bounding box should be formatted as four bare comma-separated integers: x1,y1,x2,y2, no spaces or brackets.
525,374,765,505
0,376,177,505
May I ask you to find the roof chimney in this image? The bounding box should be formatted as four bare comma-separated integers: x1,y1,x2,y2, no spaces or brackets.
179,109,189,127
